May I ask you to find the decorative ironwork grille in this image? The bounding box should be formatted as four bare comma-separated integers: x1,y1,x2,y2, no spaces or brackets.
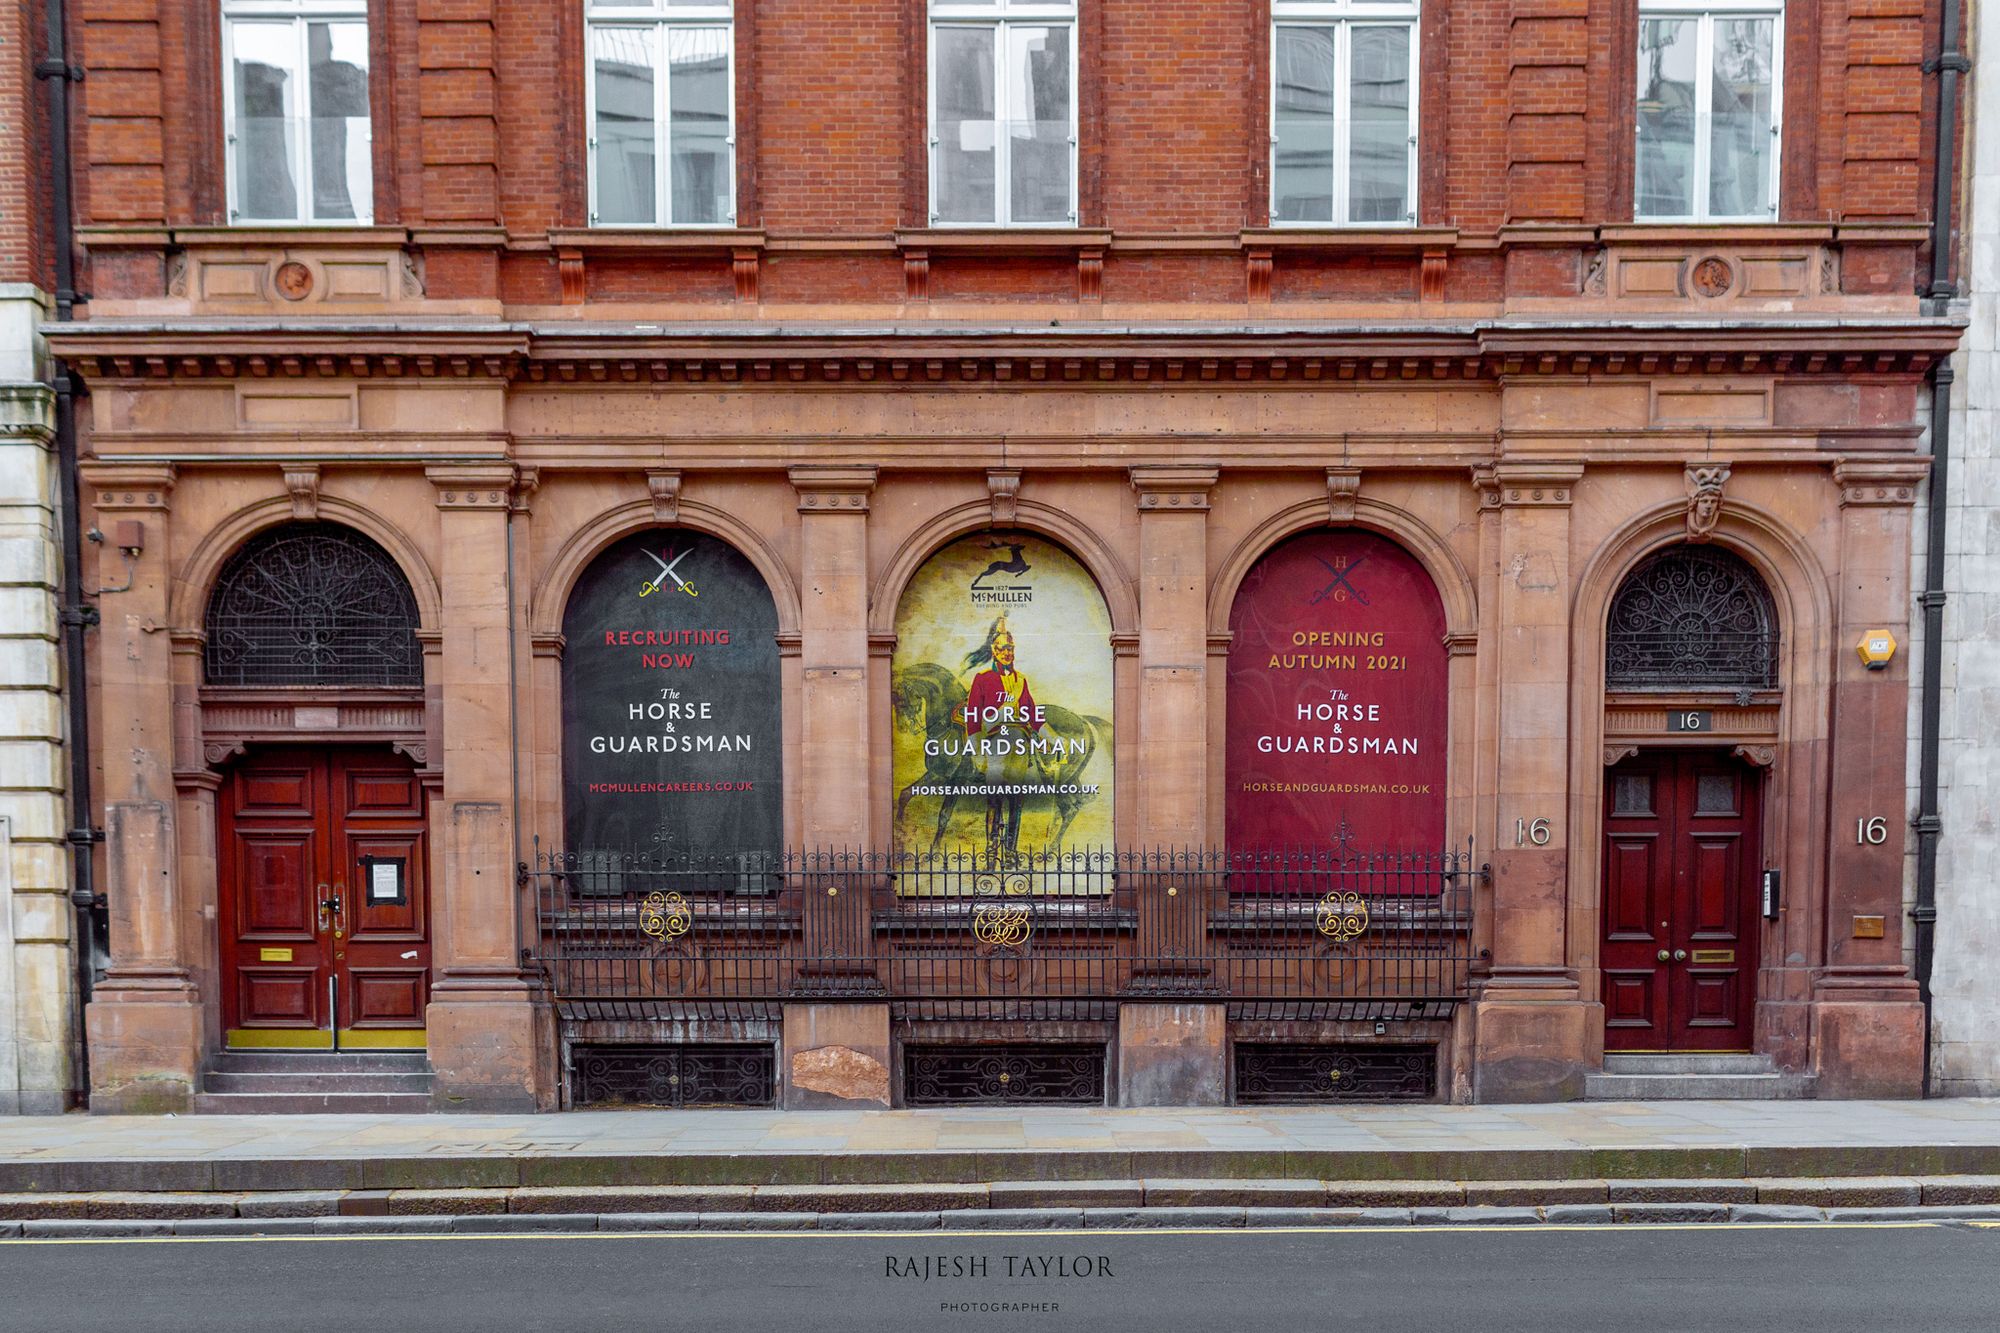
1605,545,1778,690
525,844,1482,1026
204,524,422,687
904,1044,1106,1106
570,1043,776,1107
1233,1043,1436,1103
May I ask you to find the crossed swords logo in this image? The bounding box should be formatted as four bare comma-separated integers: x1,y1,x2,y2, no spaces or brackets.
639,548,698,598
1308,554,1369,606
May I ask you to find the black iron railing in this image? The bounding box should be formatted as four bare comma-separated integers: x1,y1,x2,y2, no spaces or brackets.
523,844,1483,1023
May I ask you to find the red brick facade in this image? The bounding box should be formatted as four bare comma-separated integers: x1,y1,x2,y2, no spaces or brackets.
47,1,1965,1111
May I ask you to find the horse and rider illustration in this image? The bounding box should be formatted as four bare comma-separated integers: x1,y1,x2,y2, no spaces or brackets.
892,618,1108,860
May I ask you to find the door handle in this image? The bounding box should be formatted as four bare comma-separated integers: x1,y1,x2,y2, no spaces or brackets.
1657,949,1670,962
1673,949,1687,962
331,884,346,940
316,885,334,933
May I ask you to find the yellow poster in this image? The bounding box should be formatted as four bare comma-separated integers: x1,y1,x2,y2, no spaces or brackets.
891,533,1114,877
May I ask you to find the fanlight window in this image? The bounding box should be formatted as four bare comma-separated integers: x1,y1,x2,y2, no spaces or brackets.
204,524,421,687
1606,546,1777,690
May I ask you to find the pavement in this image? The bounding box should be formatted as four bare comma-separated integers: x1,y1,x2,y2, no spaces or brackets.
5,1098,1998,1164
0,1100,1996,1205
5,1221,2000,1333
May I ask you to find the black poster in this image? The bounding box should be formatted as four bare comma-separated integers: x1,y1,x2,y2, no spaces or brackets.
561,529,783,855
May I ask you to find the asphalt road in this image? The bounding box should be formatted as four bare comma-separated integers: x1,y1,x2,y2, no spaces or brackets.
2,1221,1996,1333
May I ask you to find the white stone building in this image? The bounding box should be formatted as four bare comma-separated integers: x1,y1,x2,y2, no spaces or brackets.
1919,0,2000,1096
0,281,74,1114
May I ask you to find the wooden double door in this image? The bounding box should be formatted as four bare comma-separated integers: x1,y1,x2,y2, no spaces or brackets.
219,748,431,1047
1601,749,1763,1052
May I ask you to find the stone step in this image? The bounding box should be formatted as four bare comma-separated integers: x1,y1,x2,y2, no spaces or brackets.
203,1071,434,1096
1583,1071,1817,1101
209,1051,429,1075
190,1092,435,1115
1602,1054,1774,1076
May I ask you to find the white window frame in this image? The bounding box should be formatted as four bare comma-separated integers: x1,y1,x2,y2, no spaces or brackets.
1634,0,1784,222
221,0,373,225
927,0,1079,228
584,0,738,229
1268,0,1420,228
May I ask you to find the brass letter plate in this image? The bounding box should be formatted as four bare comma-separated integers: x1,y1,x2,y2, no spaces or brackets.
1852,915,1887,939
1689,948,1734,964
259,946,294,962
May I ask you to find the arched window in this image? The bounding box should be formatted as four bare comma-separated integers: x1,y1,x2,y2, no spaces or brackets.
1606,545,1778,690
204,524,421,687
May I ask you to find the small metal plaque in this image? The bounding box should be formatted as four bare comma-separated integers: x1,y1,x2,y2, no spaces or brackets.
1689,948,1734,964
1666,710,1713,733
1853,915,1886,939
258,946,293,962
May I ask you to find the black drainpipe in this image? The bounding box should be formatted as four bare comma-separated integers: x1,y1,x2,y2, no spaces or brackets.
37,0,100,1106
1914,0,1968,1098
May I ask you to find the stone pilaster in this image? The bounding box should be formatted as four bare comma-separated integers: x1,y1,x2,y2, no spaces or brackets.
790,467,876,846
0,355,71,1113
781,467,888,1108
422,465,551,1111
1814,460,1928,1097
1122,467,1223,1106
1129,467,1216,845
80,464,201,1113
1470,461,1592,1102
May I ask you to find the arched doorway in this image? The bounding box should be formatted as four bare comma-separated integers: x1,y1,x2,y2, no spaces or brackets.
1223,528,1448,856
1600,544,1778,1052
558,528,784,857
889,530,1115,874
208,524,431,1049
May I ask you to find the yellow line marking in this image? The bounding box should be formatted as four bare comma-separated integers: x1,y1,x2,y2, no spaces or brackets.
0,1220,1955,1247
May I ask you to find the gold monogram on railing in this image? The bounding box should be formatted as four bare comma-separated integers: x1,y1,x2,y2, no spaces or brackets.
639,890,691,942
1314,890,1369,943
971,901,1032,949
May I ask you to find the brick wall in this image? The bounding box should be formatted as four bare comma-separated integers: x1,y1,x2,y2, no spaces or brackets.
59,0,1950,294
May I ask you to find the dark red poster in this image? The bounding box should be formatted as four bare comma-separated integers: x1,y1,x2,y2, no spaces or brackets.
1225,530,1447,856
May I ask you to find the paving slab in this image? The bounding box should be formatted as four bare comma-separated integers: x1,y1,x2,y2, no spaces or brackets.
0,1101,1993,1193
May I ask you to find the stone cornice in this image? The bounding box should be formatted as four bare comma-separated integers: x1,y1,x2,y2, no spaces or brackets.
46,319,1962,389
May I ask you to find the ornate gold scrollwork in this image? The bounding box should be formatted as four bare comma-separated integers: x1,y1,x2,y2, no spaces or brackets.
1314,890,1369,943
971,901,1032,949
639,890,692,942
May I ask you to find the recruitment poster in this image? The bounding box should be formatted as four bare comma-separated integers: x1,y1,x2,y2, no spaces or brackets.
1226,529,1446,857
561,529,783,856
890,532,1114,873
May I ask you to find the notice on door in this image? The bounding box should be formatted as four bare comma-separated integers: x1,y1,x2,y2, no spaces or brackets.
1225,530,1447,858
365,857,405,905
560,529,784,857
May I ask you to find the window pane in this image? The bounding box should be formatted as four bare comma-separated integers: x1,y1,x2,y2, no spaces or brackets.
307,21,370,221
1635,17,1696,218
668,27,731,223
1709,17,1774,217
934,26,996,224
1347,25,1409,223
594,26,658,224
1006,24,1070,223
1273,26,1335,223
231,22,301,220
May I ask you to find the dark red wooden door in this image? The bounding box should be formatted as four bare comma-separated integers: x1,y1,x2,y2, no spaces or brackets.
220,748,430,1045
1601,750,1761,1052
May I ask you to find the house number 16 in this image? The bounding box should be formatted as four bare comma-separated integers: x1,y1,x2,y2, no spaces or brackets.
1856,817,1887,846
1516,817,1552,847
